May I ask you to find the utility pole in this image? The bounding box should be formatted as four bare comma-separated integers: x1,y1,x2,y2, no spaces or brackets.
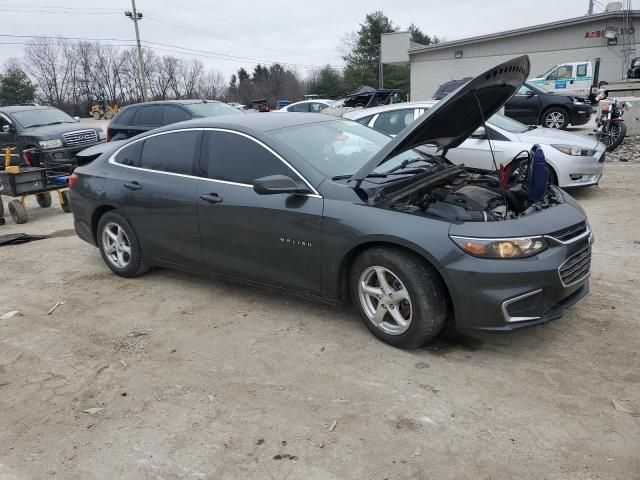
588,0,594,15
125,0,148,101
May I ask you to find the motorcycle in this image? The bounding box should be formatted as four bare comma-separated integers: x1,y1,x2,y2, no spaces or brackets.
595,94,632,152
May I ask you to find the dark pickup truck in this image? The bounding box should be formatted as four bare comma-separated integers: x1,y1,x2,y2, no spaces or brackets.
0,105,105,168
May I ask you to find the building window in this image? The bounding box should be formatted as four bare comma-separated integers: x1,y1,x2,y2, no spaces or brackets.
455,50,463,59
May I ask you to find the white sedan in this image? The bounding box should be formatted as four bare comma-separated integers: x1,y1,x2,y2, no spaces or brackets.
277,99,335,113
343,101,605,188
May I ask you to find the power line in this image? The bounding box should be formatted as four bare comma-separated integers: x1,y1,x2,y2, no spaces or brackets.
0,8,120,15
144,13,312,56
0,33,345,71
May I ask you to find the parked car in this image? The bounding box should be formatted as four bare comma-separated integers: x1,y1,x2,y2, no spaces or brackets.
344,101,605,188
276,99,335,113
0,105,105,168
432,78,472,100
504,82,592,130
107,99,241,141
70,56,592,349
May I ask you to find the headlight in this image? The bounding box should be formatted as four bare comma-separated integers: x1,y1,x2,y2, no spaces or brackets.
450,236,549,259
98,130,106,140
39,139,63,149
551,145,596,156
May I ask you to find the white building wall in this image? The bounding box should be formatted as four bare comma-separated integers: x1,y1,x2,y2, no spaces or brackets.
408,14,639,100
410,45,636,100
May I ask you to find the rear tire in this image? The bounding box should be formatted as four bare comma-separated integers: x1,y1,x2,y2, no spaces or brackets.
350,247,447,349
60,191,71,213
0,196,4,218
542,107,569,129
97,211,149,277
8,200,28,224
36,192,52,208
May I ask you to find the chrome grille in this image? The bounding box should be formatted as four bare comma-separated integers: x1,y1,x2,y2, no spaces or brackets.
62,129,98,146
558,242,591,287
550,222,588,243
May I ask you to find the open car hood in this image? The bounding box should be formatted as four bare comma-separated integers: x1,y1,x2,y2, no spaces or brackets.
350,55,530,182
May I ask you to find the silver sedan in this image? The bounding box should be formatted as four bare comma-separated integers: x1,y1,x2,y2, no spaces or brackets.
343,101,605,188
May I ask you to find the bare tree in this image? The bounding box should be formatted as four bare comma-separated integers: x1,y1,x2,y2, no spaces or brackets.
198,70,227,99
24,38,72,107
178,58,204,99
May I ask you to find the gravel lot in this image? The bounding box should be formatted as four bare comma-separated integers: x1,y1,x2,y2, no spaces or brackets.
0,153,639,479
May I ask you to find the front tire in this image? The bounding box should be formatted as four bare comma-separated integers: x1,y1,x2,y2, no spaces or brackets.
96,211,149,277
350,247,447,349
597,122,627,152
542,107,569,129
8,200,28,224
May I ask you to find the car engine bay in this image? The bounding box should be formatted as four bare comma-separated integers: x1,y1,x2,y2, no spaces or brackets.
382,148,563,222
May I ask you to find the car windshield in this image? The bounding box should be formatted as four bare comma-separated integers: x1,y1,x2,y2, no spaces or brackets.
186,102,242,117
488,113,530,133
12,108,75,128
272,119,434,178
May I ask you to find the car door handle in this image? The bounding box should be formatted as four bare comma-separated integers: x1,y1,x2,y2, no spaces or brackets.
123,181,141,190
200,193,223,204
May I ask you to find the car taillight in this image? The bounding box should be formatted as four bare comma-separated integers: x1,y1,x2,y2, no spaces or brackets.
69,173,78,188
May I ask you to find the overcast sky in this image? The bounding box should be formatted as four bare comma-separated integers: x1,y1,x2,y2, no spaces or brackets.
1,0,595,79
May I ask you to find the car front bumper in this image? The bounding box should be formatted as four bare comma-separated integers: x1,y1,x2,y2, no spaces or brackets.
569,107,592,126
38,142,105,165
443,228,592,332
553,150,606,188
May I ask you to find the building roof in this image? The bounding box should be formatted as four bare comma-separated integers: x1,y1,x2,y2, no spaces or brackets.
409,9,640,55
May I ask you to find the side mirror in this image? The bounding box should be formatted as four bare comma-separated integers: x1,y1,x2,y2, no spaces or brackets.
253,174,310,195
471,127,486,139
73,116,80,122
526,90,536,98
1,124,11,133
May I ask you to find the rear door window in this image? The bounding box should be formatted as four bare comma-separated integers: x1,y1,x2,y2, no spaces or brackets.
205,131,296,184
133,106,163,126
163,106,191,125
576,64,588,77
114,107,136,126
139,131,199,175
372,109,415,136
114,141,143,167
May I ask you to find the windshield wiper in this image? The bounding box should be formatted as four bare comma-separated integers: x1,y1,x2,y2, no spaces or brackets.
332,173,387,180
26,121,69,128
384,158,432,174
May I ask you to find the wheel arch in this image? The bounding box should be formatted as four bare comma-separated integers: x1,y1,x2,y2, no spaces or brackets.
335,239,456,321
538,104,569,124
91,204,118,244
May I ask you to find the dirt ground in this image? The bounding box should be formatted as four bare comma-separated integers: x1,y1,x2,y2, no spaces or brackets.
1,161,639,479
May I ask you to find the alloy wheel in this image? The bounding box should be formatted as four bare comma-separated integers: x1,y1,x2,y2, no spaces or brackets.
358,266,412,335
599,123,621,147
101,222,131,269
545,111,565,128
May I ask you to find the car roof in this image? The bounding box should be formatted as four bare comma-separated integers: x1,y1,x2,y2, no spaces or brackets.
287,99,333,105
0,105,57,113
145,112,336,134
343,101,436,119
122,99,226,109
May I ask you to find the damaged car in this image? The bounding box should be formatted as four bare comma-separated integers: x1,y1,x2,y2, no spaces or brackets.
69,55,592,349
